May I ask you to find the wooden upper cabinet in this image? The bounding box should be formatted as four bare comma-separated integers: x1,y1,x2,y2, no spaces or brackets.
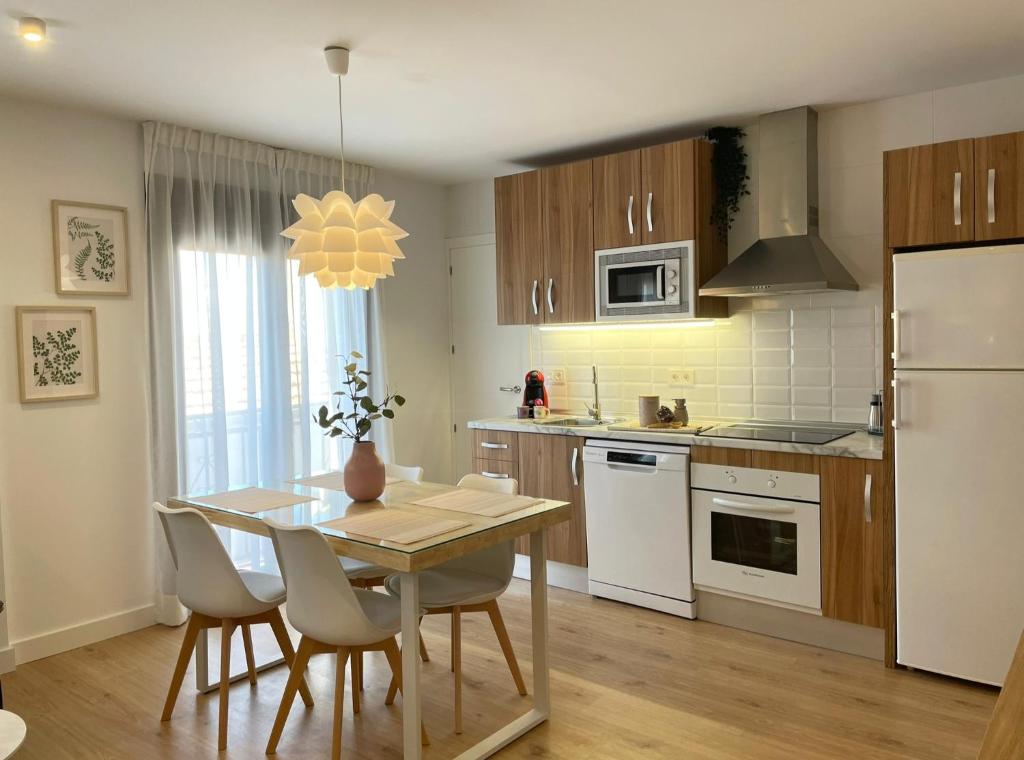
974,131,1024,241
884,139,974,248
820,457,884,629
494,171,544,325
541,160,594,323
641,139,697,244
593,149,642,250
517,433,587,567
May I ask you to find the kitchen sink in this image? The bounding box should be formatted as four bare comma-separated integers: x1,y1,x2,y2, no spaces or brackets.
538,417,618,427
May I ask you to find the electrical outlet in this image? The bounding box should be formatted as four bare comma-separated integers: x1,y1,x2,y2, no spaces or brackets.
549,368,567,385
669,368,694,386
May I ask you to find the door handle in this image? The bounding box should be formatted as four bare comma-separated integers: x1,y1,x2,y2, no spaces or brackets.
546,278,555,314
987,168,996,224
953,171,962,226
481,471,509,479
891,310,901,362
626,195,635,236
863,473,873,524
711,497,795,515
891,378,901,430
499,385,522,394
531,279,539,316
570,447,579,487
646,192,653,233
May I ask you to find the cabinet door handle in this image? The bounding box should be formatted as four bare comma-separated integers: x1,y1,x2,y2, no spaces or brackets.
987,168,996,224
481,471,509,479
546,278,555,314
863,473,873,524
646,192,653,232
626,194,635,236
531,279,539,316
953,171,962,226
570,447,579,487
480,441,509,450
891,378,901,430
891,310,901,362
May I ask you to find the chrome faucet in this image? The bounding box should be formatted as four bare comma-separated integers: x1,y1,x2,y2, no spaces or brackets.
585,365,602,421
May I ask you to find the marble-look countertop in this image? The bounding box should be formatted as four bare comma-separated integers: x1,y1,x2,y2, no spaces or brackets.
468,416,884,461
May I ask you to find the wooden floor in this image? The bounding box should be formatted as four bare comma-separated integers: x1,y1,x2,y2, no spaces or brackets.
5,580,996,759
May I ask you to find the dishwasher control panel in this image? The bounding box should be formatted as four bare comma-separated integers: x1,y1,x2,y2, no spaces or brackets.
691,462,820,502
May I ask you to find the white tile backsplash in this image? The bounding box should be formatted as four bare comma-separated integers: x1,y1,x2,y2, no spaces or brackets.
533,289,883,423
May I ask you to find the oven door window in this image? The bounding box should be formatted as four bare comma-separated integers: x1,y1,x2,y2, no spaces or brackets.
607,264,663,304
710,512,798,575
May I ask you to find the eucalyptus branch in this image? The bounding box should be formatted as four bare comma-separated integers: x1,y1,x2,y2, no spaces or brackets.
314,351,405,443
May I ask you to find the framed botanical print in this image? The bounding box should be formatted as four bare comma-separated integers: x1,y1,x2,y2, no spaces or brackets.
15,306,99,403
52,200,130,296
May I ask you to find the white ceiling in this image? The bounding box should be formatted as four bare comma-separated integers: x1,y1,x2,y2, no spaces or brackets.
3,0,1024,183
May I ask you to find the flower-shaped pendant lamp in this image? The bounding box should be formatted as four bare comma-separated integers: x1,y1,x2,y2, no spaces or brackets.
282,46,408,290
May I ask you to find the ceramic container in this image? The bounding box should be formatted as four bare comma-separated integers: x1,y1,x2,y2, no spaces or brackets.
344,440,386,501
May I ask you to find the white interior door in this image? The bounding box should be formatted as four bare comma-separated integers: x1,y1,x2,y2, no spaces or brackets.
895,369,1024,685
448,237,531,478
893,245,1024,369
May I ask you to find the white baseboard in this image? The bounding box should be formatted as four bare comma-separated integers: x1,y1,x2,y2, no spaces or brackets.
513,554,588,594
12,603,157,665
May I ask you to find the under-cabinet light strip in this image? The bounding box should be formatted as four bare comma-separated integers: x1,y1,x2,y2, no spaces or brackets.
537,320,719,332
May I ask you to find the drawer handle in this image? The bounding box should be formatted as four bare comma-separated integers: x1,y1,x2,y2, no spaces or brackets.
480,442,509,450
481,471,509,479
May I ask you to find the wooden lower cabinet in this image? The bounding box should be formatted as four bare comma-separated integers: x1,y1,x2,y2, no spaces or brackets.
820,457,885,628
515,433,587,567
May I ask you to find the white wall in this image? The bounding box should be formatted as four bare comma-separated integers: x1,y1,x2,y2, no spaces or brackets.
376,170,453,482
0,95,154,663
446,71,1024,423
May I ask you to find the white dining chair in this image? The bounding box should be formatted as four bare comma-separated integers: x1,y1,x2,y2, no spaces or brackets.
384,473,527,734
152,502,313,752
263,518,427,759
385,462,425,483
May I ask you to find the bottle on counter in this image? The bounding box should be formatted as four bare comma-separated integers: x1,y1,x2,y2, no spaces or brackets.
867,391,883,436
673,398,689,426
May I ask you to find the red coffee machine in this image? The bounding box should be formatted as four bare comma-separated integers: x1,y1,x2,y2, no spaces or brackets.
520,370,549,417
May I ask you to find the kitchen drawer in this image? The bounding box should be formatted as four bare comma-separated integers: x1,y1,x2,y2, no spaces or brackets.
471,429,519,462
471,457,520,483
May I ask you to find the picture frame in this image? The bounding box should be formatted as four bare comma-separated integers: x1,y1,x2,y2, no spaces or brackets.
15,306,99,403
51,200,130,296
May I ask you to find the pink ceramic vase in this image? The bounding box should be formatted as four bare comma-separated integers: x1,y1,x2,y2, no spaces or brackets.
344,441,386,501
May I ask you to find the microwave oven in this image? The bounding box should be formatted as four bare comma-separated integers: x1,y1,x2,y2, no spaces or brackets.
594,240,695,321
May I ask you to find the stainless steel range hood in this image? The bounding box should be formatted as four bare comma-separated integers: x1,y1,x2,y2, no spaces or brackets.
699,107,858,297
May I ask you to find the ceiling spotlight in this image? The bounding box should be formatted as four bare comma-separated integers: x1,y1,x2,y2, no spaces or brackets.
19,17,46,43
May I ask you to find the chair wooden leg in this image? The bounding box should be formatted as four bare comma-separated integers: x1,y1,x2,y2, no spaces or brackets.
333,647,350,760
351,648,361,715
267,608,314,708
266,635,316,755
382,638,429,746
160,613,202,722
486,599,527,696
453,606,463,735
218,619,235,751
418,616,430,662
241,623,257,687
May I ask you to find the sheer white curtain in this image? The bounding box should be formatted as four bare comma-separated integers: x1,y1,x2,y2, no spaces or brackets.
145,123,389,624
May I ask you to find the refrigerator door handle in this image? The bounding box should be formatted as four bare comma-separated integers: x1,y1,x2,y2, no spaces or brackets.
891,378,901,430
891,310,901,362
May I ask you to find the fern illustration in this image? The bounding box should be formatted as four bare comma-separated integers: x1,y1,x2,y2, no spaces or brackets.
32,328,82,386
91,231,115,282
67,216,100,241
73,240,93,280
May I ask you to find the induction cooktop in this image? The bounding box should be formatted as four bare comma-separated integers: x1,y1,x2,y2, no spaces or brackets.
698,421,857,445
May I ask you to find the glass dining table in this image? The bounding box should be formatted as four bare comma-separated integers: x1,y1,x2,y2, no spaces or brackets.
168,477,571,759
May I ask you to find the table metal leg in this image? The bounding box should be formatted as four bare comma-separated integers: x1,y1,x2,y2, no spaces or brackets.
400,572,423,760
194,626,286,695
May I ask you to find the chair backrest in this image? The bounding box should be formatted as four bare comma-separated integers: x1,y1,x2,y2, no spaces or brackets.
264,518,395,646
435,474,519,583
152,502,255,618
385,463,425,483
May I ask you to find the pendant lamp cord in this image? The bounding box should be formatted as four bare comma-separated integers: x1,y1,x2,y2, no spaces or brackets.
337,74,346,193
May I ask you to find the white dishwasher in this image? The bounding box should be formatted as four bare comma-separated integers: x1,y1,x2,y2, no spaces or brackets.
583,439,695,618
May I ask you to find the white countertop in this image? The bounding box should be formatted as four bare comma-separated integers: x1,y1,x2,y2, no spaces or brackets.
468,415,883,460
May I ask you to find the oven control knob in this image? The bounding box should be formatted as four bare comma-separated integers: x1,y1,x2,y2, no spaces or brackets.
767,480,776,488
728,474,737,484
667,269,677,280
667,285,678,295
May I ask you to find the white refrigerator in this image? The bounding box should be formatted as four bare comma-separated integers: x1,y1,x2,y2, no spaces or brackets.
894,244,1024,686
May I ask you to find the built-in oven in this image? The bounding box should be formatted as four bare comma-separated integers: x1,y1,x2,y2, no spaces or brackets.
595,240,695,321
691,461,821,614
